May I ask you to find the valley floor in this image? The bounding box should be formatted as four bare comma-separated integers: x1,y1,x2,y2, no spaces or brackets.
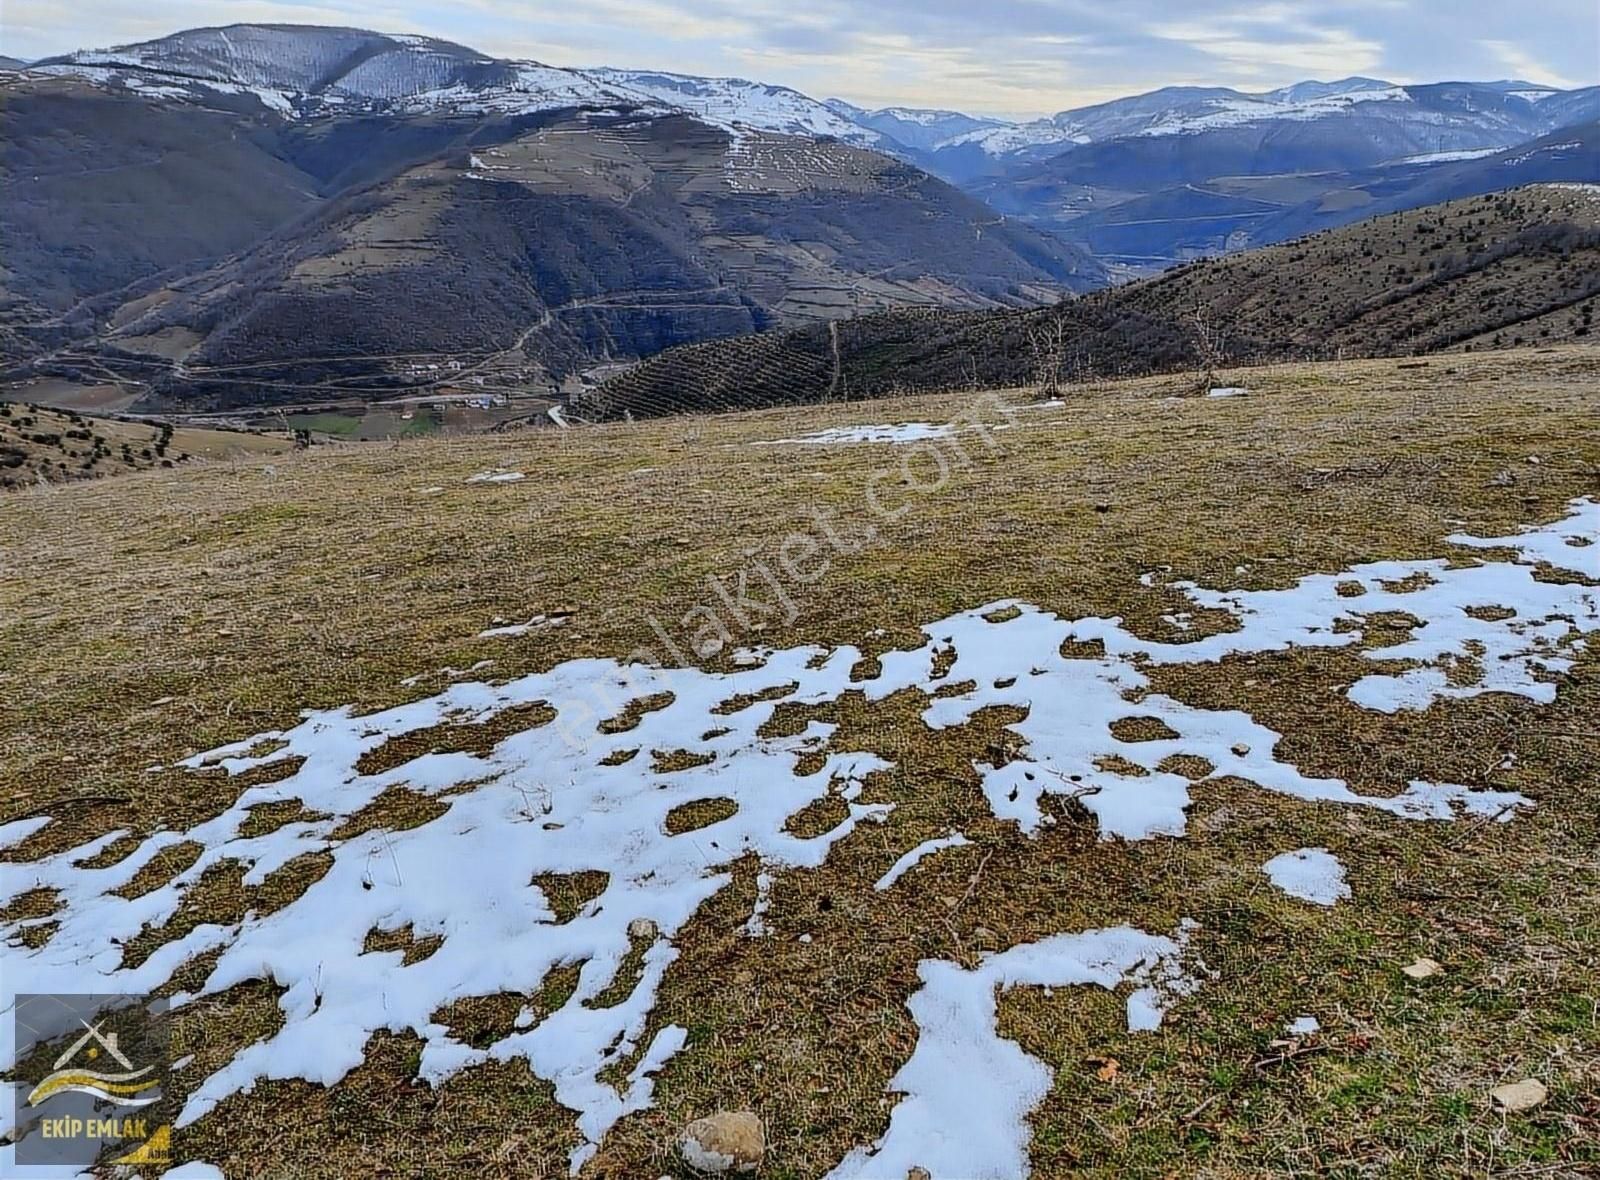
1,347,1597,1177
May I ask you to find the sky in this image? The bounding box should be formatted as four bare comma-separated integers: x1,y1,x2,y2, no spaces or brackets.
3,0,1597,117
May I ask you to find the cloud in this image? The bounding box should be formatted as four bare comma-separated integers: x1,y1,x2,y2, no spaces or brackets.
1479,39,1583,89
1152,5,1384,81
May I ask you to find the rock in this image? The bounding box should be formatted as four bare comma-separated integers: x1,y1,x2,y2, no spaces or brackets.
627,918,658,941
680,1111,765,1174
1231,743,1250,757
1491,1078,1548,1113
1401,957,1444,980
908,1169,932,1180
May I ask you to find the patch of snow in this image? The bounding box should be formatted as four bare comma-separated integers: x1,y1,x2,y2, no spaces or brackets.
1132,86,1412,137
743,868,774,937
465,469,525,484
0,815,53,849
1207,386,1248,398
1286,1015,1321,1036
873,833,971,890
827,922,1200,1179
589,69,882,148
756,423,953,446
2,501,1591,1171
1502,141,1583,166
1262,848,1351,906
1396,146,1505,165
479,615,568,639
945,119,1090,156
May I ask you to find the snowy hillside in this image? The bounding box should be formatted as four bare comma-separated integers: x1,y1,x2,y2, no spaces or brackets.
823,99,1006,153
829,78,1600,161
591,70,883,147
35,25,651,119
34,25,892,147
33,25,1598,168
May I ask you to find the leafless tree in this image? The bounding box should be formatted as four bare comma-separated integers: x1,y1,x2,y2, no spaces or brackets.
1027,311,1069,399
1186,305,1229,393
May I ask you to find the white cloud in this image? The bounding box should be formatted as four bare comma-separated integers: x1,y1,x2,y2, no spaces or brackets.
1479,39,1583,89
1153,6,1384,81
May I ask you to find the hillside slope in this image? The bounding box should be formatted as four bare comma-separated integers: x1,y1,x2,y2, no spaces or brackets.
587,185,1600,418
2,348,1597,1178
35,109,1098,412
3,28,1103,411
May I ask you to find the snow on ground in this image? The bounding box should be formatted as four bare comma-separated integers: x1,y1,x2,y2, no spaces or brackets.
1396,146,1505,165
1287,1015,1321,1036
478,615,567,639
465,469,525,484
1,500,1594,1173
873,833,971,890
1207,386,1248,398
1132,86,1412,137
756,423,954,445
1262,848,1351,905
827,923,1200,1180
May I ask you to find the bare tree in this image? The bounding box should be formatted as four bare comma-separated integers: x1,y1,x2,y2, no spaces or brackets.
1186,305,1229,393
1026,311,1069,400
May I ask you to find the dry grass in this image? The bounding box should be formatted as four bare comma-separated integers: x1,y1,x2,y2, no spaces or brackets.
1,346,1597,1177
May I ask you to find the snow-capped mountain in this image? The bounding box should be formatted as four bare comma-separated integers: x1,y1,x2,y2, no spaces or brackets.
822,100,1006,153
34,25,1597,175
31,25,887,148
828,77,1600,166
33,25,656,119
591,70,883,147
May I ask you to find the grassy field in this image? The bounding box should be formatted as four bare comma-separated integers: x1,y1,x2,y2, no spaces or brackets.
1,346,1596,1177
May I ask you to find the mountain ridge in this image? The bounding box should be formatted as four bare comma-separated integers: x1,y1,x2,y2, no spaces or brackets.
584,183,1600,419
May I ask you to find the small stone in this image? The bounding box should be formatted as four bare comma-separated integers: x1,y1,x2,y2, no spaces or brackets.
1401,957,1444,980
627,918,658,941
1491,1078,1548,1113
680,1110,765,1174
908,1170,932,1180
1231,743,1250,757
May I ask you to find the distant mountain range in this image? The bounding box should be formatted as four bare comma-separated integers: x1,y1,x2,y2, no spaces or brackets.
832,78,1598,177
4,23,1597,411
